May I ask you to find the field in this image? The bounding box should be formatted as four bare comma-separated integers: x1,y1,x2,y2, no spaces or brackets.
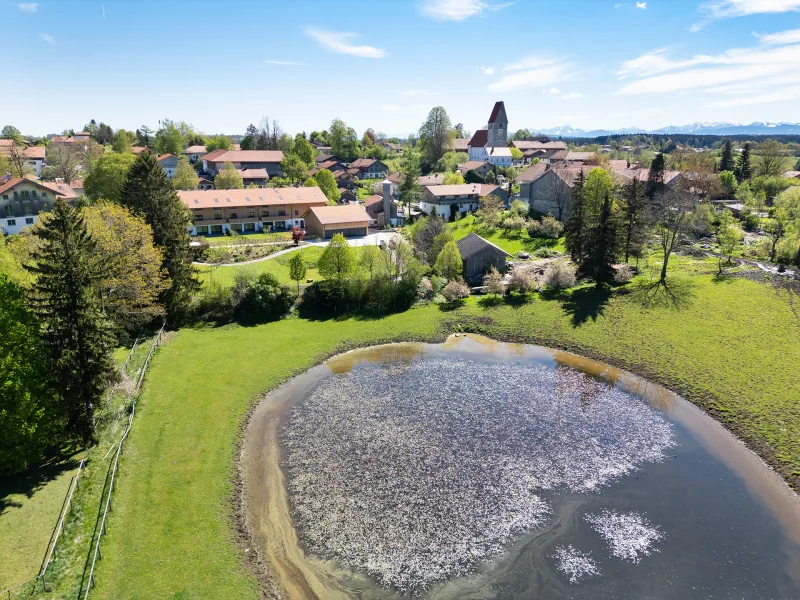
79,254,800,599
200,231,294,246
449,214,566,256
197,246,326,289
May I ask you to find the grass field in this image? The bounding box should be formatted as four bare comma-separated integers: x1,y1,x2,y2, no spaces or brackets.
200,232,294,246
197,246,326,289
449,214,566,256
86,254,800,599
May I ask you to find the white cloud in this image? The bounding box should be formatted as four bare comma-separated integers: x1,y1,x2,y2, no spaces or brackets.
16,3,38,12
614,3,623,7
305,28,385,59
636,2,647,8
562,92,583,99
549,87,561,94
420,0,514,21
616,30,800,108
404,89,436,96
689,21,707,32
701,0,800,18
266,59,306,66
488,58,571,92
40,33,54,44
479,66,495,75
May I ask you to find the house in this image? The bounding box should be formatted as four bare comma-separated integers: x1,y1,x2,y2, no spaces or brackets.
349,158,389,179
468,101,511,165
318,158,347,172
237,168,269,187
157,154,179,179
564,151,594,164
456,233,511,281
783,170,800,179
363,180,403,228
184,145,207,163
334,170,357,190
200,149,284,178
303,204,371,239
0,141,46,176
69,179,85,195
419,174,445,187
198,177,214,191
339,188,357,203
475,145,512,167
0,176,77,234
177,186,327,235
451,138,470,153
380,142,404,154
478,184,509,206
131,146,148,155
510,140,567,152
420,183,482,217
457,161,492,178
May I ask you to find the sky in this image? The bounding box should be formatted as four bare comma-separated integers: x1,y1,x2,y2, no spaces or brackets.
4,0,800,137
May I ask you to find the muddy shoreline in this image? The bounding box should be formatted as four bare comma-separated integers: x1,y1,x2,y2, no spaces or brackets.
235,334,800,600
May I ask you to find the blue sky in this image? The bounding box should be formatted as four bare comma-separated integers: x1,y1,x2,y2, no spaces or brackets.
4,0,800,137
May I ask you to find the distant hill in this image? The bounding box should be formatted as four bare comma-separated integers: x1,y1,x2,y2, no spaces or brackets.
531,122,800,138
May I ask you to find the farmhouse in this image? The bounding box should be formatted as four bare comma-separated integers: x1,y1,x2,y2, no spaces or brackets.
178,186,327,235
456,233,511,281
201,149,284,178
457,161,492,178
157,154,179,179
184,145,207,162
303,204,371,239
0,176,77,234
349,158,389,179
420,183,481,217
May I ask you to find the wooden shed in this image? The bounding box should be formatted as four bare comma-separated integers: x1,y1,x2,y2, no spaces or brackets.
456,233,511,281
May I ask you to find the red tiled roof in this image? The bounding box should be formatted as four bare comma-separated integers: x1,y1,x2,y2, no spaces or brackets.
0,177,76,198
468,130,488,148
177,186,327,210
157,154,175,162
363,194,383,207
201,150,284,163
304,204,370,225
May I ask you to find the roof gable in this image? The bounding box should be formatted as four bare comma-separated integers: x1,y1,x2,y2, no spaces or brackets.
468,130,488,148
456,233,511,259
488,101,506,124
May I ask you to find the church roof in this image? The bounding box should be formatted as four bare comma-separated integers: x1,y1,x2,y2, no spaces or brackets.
468,129,488,147
488,101,505,124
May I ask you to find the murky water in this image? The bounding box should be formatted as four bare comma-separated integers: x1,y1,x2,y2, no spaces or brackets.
241,335,800,600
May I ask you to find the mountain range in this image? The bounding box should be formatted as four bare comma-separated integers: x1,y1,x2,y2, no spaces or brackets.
531,122,800,138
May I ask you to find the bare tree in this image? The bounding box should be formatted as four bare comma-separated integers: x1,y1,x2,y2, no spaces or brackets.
42,143,82,182
257,117,284,151
6,144,32,177
647,188,699,283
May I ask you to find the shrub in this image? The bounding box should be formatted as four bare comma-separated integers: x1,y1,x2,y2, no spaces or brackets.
543,261,577,289
430,275,447,295
508,269,535,294
189,237,210,261
528,215,563,239
483,266,505,295
232,272,293,323
509,199,528,218
501,215,527,231
441,280,470,302
613,264,633,284
189,279,234,323
533,248,560,259
417,277,434,300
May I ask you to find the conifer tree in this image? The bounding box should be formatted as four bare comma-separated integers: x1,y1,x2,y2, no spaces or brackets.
564,170,587,264
735,143,752,183
27,200,115,445
120,152,199,322
620,177,648,263
581,193,620,283
719,139,733,173
646,152,666,199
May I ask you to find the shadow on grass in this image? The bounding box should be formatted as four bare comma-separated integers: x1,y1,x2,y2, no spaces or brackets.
477,295,504,309
561,285,612,327
0,453,80,514
630,277,696,309
437,299,466,312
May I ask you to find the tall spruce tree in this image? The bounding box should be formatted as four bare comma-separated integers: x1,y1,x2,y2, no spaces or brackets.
646,153,666,199
620,177,648,263
581,193,619,283
719,139,733,173
120,152,199,321
735,143,752,182
564,171,587,265
27,200,115,445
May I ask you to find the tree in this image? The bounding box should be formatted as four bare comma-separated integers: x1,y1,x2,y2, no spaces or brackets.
26,200,116,444
154,119,185,155
359,245,384,280
294,137,316,166
646,152,666,199
581,193,619,283
770,187,800,263
419,106,453,168
399,151,421,213
476,194,504,227
205,135,232,152
435,151,468,174
444,171,465,185
1,125,22,141
6,144,33,177
256,117,284,151
173,157,200,190
583,168,614,216
136,125,154,147
120,152,199,321
564,171,588,264
84,151,137,202
281,155,309,184
412,215,447,257
718,170,737,196
427,231,454,265
508,269,534,294
214,161,244,189
647,188,698,283
719,139,734,172
483,266,504,296
303,176,318,187
93,122,115,145
735,142,752,182
315,169,340,202
112,129,133,153
83,202,168,333
40,143,82,182
288,252,307,295
716,209,743,268
329,118,359,160
510,147,523,162
434,240,463,281
318,233,355,283
619,177,648,263
232,272,293,323
755,139,789,178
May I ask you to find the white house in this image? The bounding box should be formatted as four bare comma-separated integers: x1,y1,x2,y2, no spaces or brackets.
0,141,45,176
0,176,77,234
475,146,512,167
419,184,481,217
157,154,179,179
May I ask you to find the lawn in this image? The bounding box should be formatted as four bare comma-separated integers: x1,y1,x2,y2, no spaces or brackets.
88,254,800,599
200,231,294,246
196,246,326,289
449,214,565,256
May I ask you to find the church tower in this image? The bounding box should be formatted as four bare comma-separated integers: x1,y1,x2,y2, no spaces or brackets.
486,101,508,148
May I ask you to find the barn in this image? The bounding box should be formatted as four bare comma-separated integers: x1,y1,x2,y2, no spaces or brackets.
303,205,371,239
456,233,511,281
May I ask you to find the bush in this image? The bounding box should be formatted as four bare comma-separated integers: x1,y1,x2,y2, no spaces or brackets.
232,272,293,323
430,275,447,295
189,237,210,261
508,199,528,218
613,264,633,284
441,280,470,302
508,269,535,294
417,278,434,300
527,215,563,239
543,261,577,289
533,247,561,258
483,266,505,295
501,215,527,231
188,279,234,323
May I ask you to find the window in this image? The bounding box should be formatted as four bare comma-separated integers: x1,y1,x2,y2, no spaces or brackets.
7,219,15,226
3,206,11,217
41,192,47,198
1,195,7,200
294,210,298,216
247,211,255,218
25,217,34,225
278,210,286,216
230,212,237,219
213,211,222,219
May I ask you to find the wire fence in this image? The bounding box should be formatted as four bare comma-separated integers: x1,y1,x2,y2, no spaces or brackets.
79,322,165,600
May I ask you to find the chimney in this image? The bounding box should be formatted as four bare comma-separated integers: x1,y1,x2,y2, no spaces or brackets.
381,179,392,226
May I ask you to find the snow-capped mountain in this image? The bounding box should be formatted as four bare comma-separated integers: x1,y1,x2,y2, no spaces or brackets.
531,122,800,138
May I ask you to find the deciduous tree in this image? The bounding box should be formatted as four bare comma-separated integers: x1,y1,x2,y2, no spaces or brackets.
289,252,307,296
755,139,789,178
315,168,340,202
281,155,309,184
42,143,82,182
419,106,453,168
318,233,355,282
173,157,199,190
647,188,698,282
84,151,137,202
433,240,463,281
214,161,244,189
205,135,231,152
112,129,133,153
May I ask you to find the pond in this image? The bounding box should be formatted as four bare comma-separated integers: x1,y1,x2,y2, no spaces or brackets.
240,335,800,599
